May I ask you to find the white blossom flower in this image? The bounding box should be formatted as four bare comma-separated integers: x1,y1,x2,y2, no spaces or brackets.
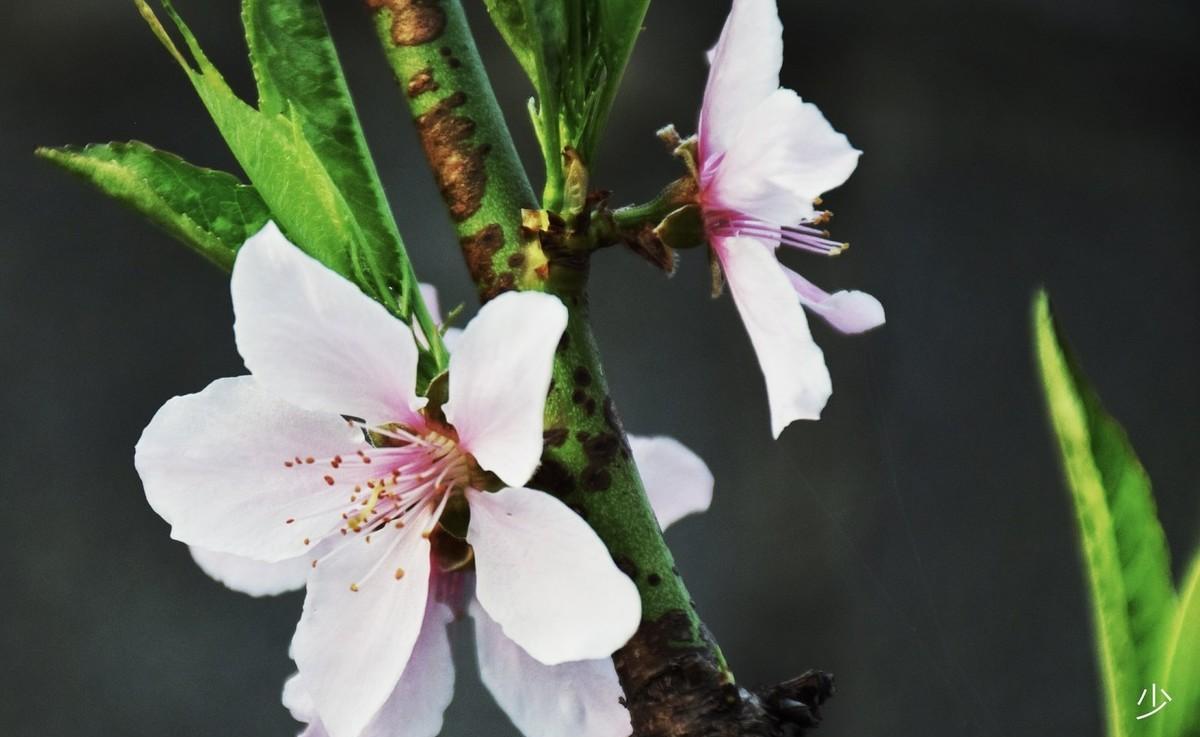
134,223,661,737
280,432,711,737
698,0,886,437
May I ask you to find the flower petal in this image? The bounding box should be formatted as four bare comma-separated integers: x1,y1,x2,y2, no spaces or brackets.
292,510,434,737
419,282,443,323
283,601,455,737
135,376,365,562
189,546,311,597
471,598,630,737
701,0,783,162
716,236,832,436
443,292,567,487
628,435,713,530
783,266,886,334
231,222,424,427
467,487,641,665
709,89,860,226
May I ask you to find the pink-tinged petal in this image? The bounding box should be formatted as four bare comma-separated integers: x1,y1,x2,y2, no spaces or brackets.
292,510,434,737
467,487,641,665
189,546,311,597
471,598,630,737
136,376,364,562
444,292,567,487
283,599,455,737
701,0,783,162
709,89,860,226
628,435,714,530
716,236,832,436
231,222,424,427
782,267,886,334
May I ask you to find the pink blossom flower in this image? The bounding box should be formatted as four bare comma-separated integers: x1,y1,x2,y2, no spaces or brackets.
699,0,886,437
280,435,713,737
135,224,713,737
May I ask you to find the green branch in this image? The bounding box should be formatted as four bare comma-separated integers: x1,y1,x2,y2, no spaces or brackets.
367,3,835,735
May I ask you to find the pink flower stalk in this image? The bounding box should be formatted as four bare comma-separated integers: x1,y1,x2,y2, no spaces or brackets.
135,224,713,737
698,0,886,437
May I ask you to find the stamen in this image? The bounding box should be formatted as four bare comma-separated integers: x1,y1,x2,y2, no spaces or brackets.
707,211,848,256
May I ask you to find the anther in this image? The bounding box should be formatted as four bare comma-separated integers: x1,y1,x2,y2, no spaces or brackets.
324,475,335,486
349,583,359,592
394,568,406,580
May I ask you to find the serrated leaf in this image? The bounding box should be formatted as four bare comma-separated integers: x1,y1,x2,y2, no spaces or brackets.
134,0,404,318
242,0,417,314
37,141,269,270
1034,291,1177,737
1155,555,1200,737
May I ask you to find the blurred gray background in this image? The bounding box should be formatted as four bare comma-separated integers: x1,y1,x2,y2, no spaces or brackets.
2,1,1198,735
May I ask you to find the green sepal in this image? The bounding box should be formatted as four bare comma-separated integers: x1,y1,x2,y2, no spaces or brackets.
36,141,269,270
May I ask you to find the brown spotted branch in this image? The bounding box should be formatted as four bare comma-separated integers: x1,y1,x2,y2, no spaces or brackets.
363,1,833,734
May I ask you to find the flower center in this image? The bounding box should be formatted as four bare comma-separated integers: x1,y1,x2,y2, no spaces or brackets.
282,422,477,542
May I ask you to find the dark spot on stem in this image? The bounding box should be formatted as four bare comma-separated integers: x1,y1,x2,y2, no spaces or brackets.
542,427,569,448
506,252,526,269
572,366,592,387
647,573,662,587
584,397,597,416
459,223,502,287
406,67,438,98
581,465,612,492
416,91,487,221
571,388,587,405
582,433,620,466
366,0,446,46
530,457,575,498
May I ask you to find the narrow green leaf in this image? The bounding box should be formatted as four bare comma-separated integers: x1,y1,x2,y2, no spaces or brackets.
1155,554,1200,737
241,0,425,323
1034,290,1178,737
37,141,269,270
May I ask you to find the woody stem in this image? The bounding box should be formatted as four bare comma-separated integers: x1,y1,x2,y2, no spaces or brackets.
364,2,832,735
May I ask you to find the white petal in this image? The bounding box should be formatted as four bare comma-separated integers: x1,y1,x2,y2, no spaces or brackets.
467,487,641,665
783,267,885,334
419,282,443,323
442,327,464,353
231,222,424,427
444,292,567,487
471,598,630,737
628,436,713,530
135,376,365,562
189,546,311,597
363,600,456,737
292,511,434,737
717,236,831,437
701,0,783,161
282,672,316,724
710,89,860,226
283,598,455,737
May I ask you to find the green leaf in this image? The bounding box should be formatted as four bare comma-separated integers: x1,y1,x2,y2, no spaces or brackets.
1034,291,1177,737
241,0,424,322
36,141,269,270
1155,554,1200,737
482,0,649,209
